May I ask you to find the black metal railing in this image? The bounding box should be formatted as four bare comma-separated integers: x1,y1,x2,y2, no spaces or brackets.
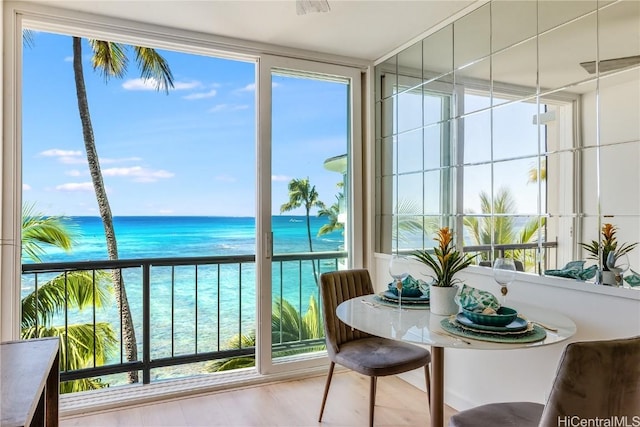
463,242,558,273
21,251,347,390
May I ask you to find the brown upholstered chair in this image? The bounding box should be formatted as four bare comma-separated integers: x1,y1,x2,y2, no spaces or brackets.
318,269,432,427
449,335,640,427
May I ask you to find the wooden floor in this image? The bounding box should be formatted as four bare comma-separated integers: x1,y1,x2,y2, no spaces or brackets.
61,371,456,426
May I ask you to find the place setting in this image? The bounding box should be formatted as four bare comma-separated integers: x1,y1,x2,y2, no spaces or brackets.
439,259,548,343
371,255,430,309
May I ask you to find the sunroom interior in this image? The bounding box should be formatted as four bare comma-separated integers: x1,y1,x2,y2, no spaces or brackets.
1,0,639,424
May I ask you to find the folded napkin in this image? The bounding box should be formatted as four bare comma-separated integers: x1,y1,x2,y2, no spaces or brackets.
388,274,430,297
456,284,501,312
624,269,640,287
544,260,597,280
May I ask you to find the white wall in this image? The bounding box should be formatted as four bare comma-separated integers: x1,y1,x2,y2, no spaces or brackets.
373,254,640,411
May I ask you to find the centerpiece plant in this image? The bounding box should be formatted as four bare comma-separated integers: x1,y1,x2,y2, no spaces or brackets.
412,227,476,315
413,227,476,287
580,223,637,271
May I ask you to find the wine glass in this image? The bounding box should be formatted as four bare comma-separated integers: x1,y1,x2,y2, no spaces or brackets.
493,257,517,304
389,254,408,308
606,251,630,286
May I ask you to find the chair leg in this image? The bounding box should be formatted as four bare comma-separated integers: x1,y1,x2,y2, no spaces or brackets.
369,376,377,427
424,364,431,413
318,362,335,422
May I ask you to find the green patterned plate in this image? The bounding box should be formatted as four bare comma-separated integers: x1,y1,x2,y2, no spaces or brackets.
456,313,528,332
441,317,547,343
373,294,430,309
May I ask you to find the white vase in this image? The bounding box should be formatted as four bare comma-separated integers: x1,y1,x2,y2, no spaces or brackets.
429,284,459,316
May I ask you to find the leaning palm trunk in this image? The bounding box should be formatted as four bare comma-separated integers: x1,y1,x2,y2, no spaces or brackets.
72,37,139,383
305,208,318,283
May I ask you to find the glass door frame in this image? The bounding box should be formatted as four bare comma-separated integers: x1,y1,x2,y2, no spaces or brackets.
256,55,363,375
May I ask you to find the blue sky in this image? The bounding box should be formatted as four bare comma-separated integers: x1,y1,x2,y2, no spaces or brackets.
23,31,348,217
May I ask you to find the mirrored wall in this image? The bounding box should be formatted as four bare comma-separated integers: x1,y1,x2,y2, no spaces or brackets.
374,0,640,286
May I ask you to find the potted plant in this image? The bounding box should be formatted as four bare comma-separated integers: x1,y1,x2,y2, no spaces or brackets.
413,227,476,315
580,223,638,286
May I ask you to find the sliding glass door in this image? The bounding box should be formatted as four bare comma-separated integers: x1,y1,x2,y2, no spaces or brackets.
256,56,362,373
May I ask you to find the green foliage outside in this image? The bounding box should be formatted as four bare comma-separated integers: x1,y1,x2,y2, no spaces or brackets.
21,204,117,393
463,187,546,271
207,295,324,372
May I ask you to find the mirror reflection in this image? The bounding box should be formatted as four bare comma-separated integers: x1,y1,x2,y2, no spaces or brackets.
374,0,640,288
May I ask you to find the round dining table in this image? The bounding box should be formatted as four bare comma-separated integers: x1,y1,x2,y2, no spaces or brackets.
336,294,577,427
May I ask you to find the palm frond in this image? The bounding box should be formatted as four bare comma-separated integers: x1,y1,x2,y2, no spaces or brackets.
21,322,117,370
133,46,175,94
22,203,76,263
207,357,256,372
89,40,128,81
21,270,112,328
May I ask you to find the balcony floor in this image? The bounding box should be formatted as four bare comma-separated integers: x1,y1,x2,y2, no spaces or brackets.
60,371,455,426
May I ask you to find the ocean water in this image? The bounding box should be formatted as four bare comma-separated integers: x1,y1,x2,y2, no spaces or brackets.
31,215,343,262
22,216,343,367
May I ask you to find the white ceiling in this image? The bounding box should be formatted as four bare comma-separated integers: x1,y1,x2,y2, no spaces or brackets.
18,0,476,62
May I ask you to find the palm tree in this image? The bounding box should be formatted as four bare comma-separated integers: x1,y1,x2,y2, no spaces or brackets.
463,187,545,270
72,37,174,383
527,157,547,184
317,194,343,237
392,199,439,245
207,296,324,372
280,178,325,283
21,205,117,393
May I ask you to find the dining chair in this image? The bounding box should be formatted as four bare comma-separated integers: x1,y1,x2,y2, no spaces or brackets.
449,335,640,427
317,268,432,427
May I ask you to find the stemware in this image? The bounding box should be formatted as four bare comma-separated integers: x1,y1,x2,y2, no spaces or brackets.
493,257,517,304
606,251,630,286
389,254,408,308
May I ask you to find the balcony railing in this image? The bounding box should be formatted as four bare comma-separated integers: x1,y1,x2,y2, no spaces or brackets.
463,242,558,273
21,251,347,391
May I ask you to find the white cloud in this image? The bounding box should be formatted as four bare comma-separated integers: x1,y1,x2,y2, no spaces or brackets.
122,78,202,91
158,209,174,214
272,175,291,182
208,104,249,113
102,166,174,183
23,183,31,191
56,182,94,192
122,78,160,91
40,149,82,157
183,89,217,100
41,148,85,164
66,169,83,177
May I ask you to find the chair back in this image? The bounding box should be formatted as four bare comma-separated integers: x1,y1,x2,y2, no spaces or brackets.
539,335,640,426
319,269,374,360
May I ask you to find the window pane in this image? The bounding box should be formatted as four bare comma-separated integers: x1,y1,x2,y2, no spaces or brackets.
462,109,491,165
493,101,541,160
398,129,423,174
494,158,542,215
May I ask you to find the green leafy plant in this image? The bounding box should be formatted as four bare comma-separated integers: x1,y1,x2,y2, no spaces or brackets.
412,227,476,287
580,223,638,271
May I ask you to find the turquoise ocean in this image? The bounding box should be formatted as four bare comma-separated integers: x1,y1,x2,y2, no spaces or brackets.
22,216,343,373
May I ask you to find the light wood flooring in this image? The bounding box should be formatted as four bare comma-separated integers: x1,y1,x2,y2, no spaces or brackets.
61,371,456,426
